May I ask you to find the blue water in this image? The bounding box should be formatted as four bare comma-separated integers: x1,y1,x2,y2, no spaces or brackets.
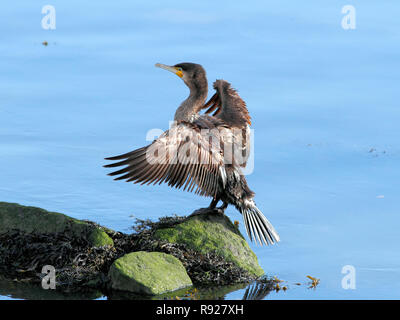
1,0,400,299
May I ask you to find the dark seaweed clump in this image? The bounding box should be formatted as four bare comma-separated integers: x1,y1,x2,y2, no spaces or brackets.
0,227,116,292
0,215,255,293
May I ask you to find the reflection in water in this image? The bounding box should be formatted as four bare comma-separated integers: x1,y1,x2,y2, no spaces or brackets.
242,280,274,300
0,276,274,300
0,276,102,300
107,283,248,300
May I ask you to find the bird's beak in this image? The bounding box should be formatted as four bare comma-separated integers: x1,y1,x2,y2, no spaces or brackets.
155,63,183,78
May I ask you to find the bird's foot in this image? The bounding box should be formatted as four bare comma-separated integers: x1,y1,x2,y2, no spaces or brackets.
215,206,227,214
207,207,225,215
215,202,228,213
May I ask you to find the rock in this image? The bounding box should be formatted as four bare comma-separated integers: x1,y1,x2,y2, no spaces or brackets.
154,210,264,277
108,251,193,295
0,201,266,296
0,202,113,247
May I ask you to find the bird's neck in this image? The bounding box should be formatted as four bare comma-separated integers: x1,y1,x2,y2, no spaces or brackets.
174,82,208,122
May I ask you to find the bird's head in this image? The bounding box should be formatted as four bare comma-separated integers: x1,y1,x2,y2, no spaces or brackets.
155,62,207,91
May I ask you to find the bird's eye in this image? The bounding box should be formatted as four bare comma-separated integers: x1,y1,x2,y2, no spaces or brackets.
177,67,183,71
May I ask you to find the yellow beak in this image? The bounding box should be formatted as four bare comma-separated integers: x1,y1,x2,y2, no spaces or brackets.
155,63,183,78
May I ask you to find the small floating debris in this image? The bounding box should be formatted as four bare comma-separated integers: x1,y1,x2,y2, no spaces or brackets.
173,288,199,300
368,148,387,157
42,41,48,46
306,275,320,289
249,274,321,296
270,276,286,293
272,276,283,283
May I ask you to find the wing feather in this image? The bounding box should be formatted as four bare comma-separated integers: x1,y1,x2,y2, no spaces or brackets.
104,120,224,198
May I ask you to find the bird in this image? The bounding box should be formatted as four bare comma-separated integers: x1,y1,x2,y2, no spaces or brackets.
104,62,280,246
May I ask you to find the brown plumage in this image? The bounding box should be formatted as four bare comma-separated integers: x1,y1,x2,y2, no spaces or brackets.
105,117,225,198
203,80,252,126
104,63,280,245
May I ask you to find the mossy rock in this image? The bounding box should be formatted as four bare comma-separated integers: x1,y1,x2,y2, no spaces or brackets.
109,251,193,295
154,211,264,277
0,202,113,247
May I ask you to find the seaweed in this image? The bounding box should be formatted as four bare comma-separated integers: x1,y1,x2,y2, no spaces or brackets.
0,214,255,293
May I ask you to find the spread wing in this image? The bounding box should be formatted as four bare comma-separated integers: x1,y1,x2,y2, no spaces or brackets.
202,80,251,167
104,119,226,198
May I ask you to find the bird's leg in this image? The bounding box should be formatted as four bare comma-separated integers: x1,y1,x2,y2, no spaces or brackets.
211,201,228,215
208,197,220,210
208,198,228,215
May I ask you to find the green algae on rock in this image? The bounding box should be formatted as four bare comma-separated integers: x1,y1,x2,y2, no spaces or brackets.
109,251,193,295
154,211,264,277
0,202,113,247
0,202,266,295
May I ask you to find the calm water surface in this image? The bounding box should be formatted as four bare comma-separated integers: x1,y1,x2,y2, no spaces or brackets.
1,0,399,299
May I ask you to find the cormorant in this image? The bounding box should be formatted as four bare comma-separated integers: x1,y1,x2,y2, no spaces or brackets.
104,63,280,245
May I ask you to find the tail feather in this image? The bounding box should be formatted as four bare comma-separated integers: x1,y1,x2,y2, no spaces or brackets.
242,210,252,242
240,200,280,246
